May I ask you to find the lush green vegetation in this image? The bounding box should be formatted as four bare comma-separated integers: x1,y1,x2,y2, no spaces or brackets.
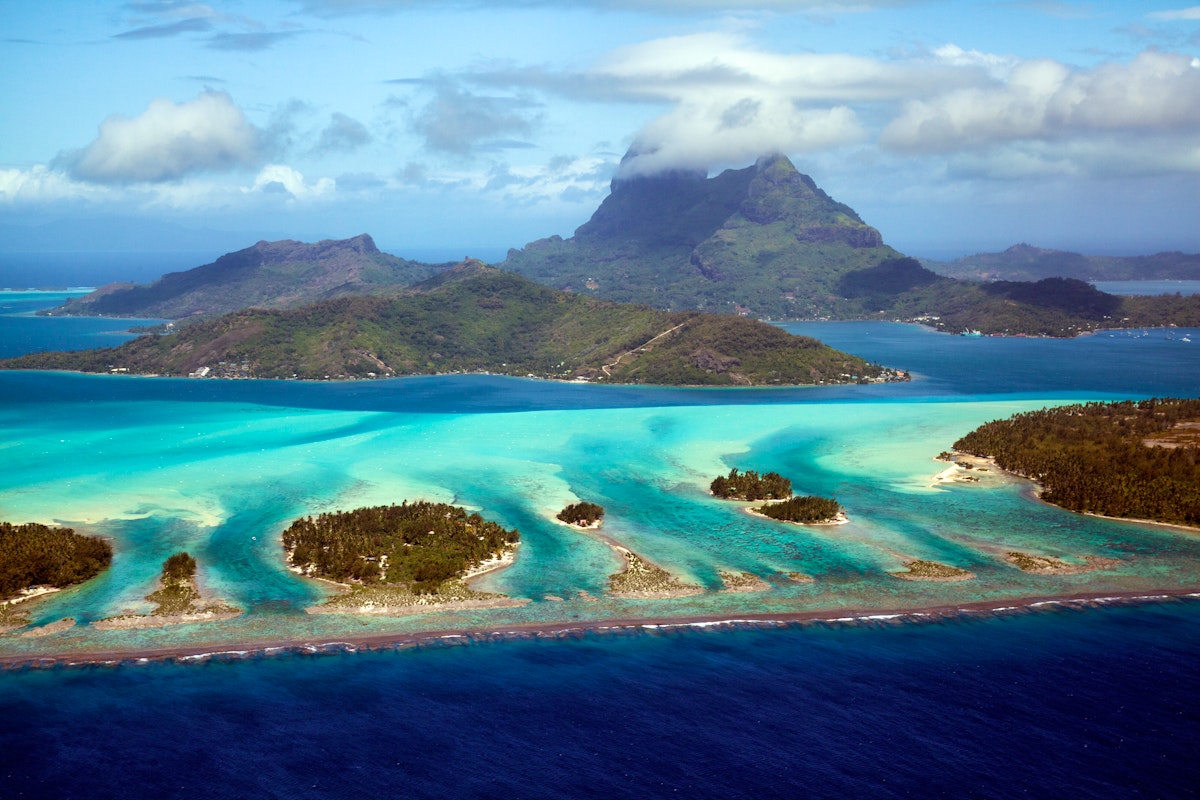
163,552,197,582
954,398,1200,526
756,495,843,523
557,502,605,526
0,522,112,602
146,552,202,615
2,263,899,386
48,234,444,320
282,501,520,594
710,468,792,501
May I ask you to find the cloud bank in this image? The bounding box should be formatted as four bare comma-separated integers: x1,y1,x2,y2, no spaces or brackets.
61,91,263,183
463,31,1200,181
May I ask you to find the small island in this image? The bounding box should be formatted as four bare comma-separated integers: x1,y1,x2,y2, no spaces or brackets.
556,501,605,528
1,522,112,633
1006,552,1119,574
607,547,703,598
282,500,524,613
890,560,975,581
754,495,845,524
718,570,771,593
91,552,240,630
954,397,1200,527
710,469,792,501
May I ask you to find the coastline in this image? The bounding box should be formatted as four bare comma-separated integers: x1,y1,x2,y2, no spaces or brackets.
3,587,1197,670
937,450,1200,533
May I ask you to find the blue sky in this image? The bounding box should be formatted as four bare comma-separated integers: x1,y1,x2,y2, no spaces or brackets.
2,0,1199,260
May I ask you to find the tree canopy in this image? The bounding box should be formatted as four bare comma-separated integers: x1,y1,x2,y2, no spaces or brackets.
0,522,112,601
282,501,520,594
710,468,792,501
955,397,1200,525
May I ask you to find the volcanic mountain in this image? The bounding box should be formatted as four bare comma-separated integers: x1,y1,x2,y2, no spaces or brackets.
502,153,918,319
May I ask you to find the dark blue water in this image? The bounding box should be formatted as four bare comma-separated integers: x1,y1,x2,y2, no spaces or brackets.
2,604,1198,799
1092,280,1200,296
0,291,165,358
3,283,1200,799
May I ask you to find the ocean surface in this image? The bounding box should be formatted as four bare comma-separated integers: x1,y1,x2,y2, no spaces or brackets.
1091,279,1200,296
2,290,1199,798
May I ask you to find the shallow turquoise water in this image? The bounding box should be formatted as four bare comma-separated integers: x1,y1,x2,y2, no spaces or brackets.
2,325,1199,658
3,294,1200,798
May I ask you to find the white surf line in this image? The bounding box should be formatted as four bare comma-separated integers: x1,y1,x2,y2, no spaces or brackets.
601,322,687,376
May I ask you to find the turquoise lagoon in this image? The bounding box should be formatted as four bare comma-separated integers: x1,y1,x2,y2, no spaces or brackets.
3,298,1200,661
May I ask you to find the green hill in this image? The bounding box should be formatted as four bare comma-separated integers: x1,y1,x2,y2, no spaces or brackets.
3,262,903,386
47,234,445,320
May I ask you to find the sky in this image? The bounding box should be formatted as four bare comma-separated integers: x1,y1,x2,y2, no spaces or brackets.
1,0,1199,262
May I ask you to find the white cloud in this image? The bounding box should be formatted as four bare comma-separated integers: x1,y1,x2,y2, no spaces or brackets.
1147,6,1200,21
618,99,865,177
409,82,541,155
881,50,1200,155
594,32,956,103
63,91,262,183
245,164,335,198
484,155,616,204
0,165,110,205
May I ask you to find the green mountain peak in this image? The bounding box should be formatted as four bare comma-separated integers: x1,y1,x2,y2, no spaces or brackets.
502,152,897,318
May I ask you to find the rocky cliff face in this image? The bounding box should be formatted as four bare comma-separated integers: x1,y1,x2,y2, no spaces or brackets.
502,153,900,318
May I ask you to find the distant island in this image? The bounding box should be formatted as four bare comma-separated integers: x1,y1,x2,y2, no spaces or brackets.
44,234,445,321
2,262,904,387
953,397,1200,527
283,501,525,613
710,468,792,501
0,522,112,630
925,243,1200,283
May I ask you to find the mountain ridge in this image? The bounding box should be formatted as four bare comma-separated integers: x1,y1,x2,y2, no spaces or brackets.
47,234,447,320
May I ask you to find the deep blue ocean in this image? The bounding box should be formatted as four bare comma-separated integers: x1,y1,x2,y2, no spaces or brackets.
2,282,1199,799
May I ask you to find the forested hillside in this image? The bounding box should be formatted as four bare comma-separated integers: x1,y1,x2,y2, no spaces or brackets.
4,262,901,386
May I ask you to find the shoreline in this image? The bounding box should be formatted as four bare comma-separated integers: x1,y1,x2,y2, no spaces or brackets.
3,587,1197,670
938,450,1200,533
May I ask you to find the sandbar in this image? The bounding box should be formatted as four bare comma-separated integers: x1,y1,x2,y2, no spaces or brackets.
1006,552,1120,574
608,547,704,599
718,570,772,593
19,617,76,638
